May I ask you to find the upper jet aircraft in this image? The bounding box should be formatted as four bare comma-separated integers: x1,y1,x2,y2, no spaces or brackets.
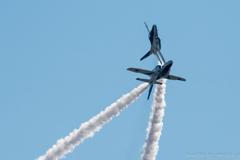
140,22,165,65
127,60,186,100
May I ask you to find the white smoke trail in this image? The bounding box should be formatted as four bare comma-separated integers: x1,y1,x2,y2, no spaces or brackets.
37,83,149,160
141,80,167,160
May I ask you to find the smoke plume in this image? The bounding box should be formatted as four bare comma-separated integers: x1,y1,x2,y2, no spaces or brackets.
141,80,167,160
37,83,149,160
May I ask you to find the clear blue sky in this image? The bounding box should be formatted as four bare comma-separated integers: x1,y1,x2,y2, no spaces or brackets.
1,1,240,159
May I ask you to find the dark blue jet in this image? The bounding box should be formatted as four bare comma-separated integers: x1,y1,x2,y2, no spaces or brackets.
127,60,186,100
140,22,165,65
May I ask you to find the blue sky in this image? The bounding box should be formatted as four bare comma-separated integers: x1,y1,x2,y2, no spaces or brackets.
1,0,240,159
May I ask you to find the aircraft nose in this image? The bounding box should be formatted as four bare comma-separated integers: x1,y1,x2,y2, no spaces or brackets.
153,25,157,31
168,60,173,67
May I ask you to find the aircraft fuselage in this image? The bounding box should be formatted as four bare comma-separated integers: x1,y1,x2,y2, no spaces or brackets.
149,60,173,84
149,25,161,51
141,23,163,62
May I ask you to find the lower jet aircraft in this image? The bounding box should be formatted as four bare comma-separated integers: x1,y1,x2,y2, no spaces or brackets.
127,60,186,100
141,22,165,65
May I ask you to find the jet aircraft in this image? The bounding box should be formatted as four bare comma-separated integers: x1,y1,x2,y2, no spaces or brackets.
127,60,186,100
140,22,165,65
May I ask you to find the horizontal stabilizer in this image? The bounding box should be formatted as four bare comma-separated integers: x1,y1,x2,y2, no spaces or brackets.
136,78,150,83
136,78,162,85
127,68,154,75
158,51,166,64
155,81,162,85
140,51,152,61
167,75,186,81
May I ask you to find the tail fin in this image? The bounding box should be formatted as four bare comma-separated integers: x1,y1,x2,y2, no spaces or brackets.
140,51,152,61
147,83,154,100
144,22,150,33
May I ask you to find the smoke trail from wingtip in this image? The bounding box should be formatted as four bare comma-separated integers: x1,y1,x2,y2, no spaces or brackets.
37,83,149,160
141,80,166,160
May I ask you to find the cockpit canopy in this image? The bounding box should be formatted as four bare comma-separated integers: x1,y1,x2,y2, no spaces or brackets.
152,65,162,72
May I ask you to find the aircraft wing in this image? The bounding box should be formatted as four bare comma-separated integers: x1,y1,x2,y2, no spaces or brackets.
127,68,154,75
167,74,186,81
